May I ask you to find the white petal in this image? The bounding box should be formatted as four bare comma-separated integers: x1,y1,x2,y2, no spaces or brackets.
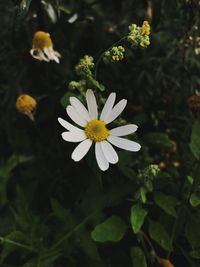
105,99,127,124
66,105,87,127
95,142,109,171
54,51,61,58
100,92,116,120
44,47,60,63
107,136,141,152
61,131,86,142
71,139,92,161
70,97,90,121
44,47,53,60
51,51,60,63
86,89,98,119
101,141,118,164
110,124,138,136
58,117,83,132
68,13,78,23
30,49,50,62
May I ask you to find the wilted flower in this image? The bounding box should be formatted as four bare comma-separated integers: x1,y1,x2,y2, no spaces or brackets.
58,89,141,171
187,92,200,110
128,21,150,48
103,46,125,64
156,256,175,267
30,31,61,63
16,94,37,120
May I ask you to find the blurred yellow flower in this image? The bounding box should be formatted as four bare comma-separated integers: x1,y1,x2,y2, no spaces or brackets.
30,31,61,63
16,94,37,120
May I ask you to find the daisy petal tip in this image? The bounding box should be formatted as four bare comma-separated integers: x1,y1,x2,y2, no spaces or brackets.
61,132,66,139
71,155,79,162
58,117,64,124
135,143,141,151
100,165,109,172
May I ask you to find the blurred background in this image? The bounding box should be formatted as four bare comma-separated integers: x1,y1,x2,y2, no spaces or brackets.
0,0,200,266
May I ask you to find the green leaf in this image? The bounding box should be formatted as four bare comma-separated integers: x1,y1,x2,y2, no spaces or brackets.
22,250,60,267
187,176,194,185
143,132,174,150
140,187,147,204
118,151,136,180
60,92,77,108
185,212,200,249
190,120,200,160
0,154,33,179
51,198,74,223
154,192,177,217
189,193,200,207
0,231,27,263
190,249,200,259
87,76,105,91
130,204,148,234
91,215,127,242
149,221,172,251
130,246,147,267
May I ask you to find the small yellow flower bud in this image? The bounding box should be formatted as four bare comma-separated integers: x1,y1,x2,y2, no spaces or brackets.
141,21,151,35
32,31,53,49
140,39,150,47
16,94,37,120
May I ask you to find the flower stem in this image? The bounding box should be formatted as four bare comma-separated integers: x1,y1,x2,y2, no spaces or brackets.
0,236,33,251
52,211,97,249
140,230,156,255
94,36,127,80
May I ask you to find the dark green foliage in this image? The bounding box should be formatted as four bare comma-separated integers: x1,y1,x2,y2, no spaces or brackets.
0,0,200,266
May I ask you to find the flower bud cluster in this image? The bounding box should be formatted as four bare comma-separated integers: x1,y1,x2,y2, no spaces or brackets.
103,46,125,64
75,55,95,77
128,21,150,48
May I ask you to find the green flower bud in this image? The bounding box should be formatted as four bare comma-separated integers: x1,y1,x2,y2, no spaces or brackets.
103,46,125,64
68,80,86,91
75,55,95,77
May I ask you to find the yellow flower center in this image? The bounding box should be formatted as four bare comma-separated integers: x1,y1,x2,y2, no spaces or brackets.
85,120,109,142
16,94,37,114
33,31,53,49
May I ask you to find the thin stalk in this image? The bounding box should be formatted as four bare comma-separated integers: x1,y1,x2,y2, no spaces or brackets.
94,36,127,80
0,236,33,251
140,231,156,255
52,211,97,249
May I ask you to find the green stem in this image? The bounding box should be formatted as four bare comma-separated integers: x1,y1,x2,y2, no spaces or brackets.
166,209,182,259
140,231,156,255
0,236,33,251
190,161,200,196
176,244,195,266
94,36,127,80
52,211,97,249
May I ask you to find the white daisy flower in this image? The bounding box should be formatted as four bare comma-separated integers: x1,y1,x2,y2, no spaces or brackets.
30,31,61,63
58,89,141,171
